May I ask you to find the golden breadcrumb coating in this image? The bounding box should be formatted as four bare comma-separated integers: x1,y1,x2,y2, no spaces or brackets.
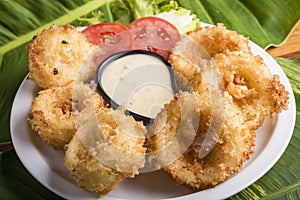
27,24,99,89
65,107,147,197
213,51,289,129
27,82,75,150
64,134,127,197
269,74,289,115
170,23,250,91
72,82,106,127
148,91,255,190
146,91,201,167
187,23,251,57
27,82,104,150
170,23,289,130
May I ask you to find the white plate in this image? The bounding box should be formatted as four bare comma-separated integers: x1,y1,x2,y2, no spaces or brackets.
10,39,296,199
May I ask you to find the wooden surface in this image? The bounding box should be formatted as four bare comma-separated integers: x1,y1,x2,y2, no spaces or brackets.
267,20,300,60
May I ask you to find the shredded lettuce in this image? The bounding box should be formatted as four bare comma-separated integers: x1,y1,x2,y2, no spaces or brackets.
75,10,105,26
126,0,200,33
74,0,200,33
156,6,200,33
127,0,160,19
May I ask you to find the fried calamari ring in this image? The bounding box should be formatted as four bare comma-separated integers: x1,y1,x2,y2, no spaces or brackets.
187,23,250,57
27,82,75,150
28,24,99,89
170,24,289,129
148,91,255,190
65,107,147,197
213,51,289,129
27,82,104,150
170,23,250,93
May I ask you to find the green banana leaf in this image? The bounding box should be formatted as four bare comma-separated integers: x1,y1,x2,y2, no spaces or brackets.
0,150,63,200
0,0,300,199
176,0,300,48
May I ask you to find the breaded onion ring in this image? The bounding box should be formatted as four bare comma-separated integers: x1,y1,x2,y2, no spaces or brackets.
170,24,289,129
170,23,250,91
27,82,104,150
187,23,250,57
27,24,98,89
148,91,255,189
64,107,147,197
27,82,75,150
213,51,289,129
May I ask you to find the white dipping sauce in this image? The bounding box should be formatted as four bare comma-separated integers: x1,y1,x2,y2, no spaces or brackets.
101,54,175,119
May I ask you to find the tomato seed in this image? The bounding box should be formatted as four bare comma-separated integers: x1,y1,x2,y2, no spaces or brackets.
157,28,170,41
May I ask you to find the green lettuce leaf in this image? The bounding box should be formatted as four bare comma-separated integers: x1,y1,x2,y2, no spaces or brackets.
156,5,201,33
126,0,160,19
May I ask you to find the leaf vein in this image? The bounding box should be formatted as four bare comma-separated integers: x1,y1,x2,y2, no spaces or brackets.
0,0,113,57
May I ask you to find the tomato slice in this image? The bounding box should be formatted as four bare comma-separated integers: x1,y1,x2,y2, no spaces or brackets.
128,17,181,59
82,22,129,45
82,22,132,65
